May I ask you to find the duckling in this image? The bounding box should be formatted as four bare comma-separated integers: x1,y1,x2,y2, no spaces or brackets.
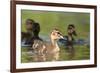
32,28,64,61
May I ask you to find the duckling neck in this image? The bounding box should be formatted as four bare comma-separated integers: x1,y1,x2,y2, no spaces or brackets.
68,34,73,41
51,39,56,46
51,39,60,52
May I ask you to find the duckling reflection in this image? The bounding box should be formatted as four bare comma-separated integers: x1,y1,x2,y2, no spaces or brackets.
33,53,46,62
33,50,60,62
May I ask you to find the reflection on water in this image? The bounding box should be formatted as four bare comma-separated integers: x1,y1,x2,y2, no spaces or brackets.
21,45,90,63
67,47,75,60
21,45,76,62
68,46,75,59
33,51,60,62
33,54,46,62
31,47,75,62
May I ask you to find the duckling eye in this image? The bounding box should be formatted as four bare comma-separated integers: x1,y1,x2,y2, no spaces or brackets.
57,32,61,35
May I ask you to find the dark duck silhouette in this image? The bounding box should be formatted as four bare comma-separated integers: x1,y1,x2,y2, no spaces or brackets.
59,24,77,48
21,19,42,46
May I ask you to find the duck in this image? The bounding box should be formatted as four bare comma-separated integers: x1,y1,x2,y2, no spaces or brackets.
32,28,64,61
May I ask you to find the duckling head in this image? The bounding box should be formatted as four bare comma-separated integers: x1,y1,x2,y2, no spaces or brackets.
50,28,64,40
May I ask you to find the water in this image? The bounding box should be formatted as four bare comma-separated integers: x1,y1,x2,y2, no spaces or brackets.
21,35,90,63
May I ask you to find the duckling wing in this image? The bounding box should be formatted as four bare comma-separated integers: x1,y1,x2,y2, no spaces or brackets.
32,40,44,49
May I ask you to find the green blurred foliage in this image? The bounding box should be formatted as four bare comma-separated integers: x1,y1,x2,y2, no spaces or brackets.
21,10,90,39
